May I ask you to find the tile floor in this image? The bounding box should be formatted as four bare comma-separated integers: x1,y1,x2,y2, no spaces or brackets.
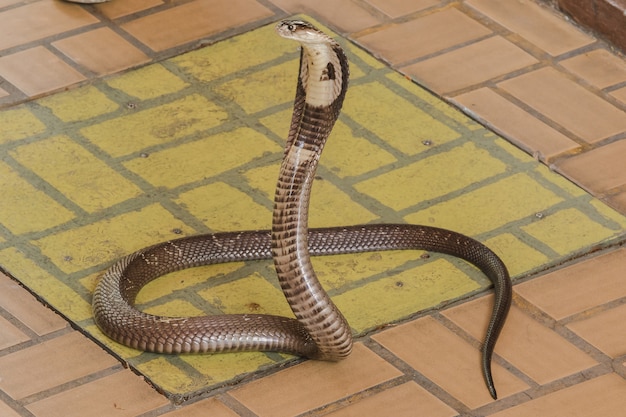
0,0,625,416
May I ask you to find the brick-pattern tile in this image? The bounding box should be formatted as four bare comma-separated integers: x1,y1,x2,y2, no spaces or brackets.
96,0,165,20
0,273,67,336
556,139,626,194
0,1,99,51
515,248,626,320
499,67,626,143
269,0,383,33
402,35,538,94
453,87,580,161
610,86,626,105
466,0,594,55
52,27,150,76
229,344,402,417
372,317,529,408
364,0,439,19
160,397,239,417
0,46,86,97
121,0,273,51
443,297,597,385
0,316,29,350
0,402,21,417
560,49,626,89
324,381,457,417
567,304,626,358
0,332,117,400
490,374,626,417
355,8,491,65
25,370,169,417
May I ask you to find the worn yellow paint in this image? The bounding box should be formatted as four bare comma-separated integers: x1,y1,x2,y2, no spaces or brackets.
309,180,378,227
136,358,196,394
334,259,481,332
107,64,190,100
136,262,245,305
344,81,461,155
405,173,564,236
38,86,118,122
1,17,625,398
590,199,626,229
356,142,507,211
0,107,46,144
215,61,296,114
483,233,549,277
200,273,293,317
261,109,398,178
313,250,426,290
124,127,280,189
80,94,228,157
0,162,75,234
385,72,480,130
11,135,141,212
181,351,277,385
176,182,272,231
522,208,617,255
32,204,195,274
171,24,295,83
84,324,143,358
0,248,91,321
143,300,206,317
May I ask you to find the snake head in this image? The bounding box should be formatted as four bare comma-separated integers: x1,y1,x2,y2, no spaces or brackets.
275,20,332,44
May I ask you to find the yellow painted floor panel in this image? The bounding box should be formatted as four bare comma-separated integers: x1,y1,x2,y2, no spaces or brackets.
0,18,625,400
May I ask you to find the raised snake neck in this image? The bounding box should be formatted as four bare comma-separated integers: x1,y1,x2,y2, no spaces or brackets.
92,20,512,400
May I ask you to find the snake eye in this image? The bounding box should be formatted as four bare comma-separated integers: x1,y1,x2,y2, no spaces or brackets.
287,24,295,31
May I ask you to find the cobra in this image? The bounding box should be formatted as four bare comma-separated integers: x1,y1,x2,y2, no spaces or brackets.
92,20,512,399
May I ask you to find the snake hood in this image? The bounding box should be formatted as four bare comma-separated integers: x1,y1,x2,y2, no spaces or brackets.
276,20,348,109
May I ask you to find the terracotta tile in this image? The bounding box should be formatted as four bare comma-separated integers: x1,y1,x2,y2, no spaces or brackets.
26,370,169,417
499,67,626,143
466,0,594,56
0,0,99,51
0,331,118,399
556,139,626,194
608,190,626,213
560,49,626,89
490,374,626,417
0,402,21,417
515,249,626,320
0,316,29,350
229,344,403,417
355,8,491,65
372,317,528,408
609,85,626,105
269,0,382,33
121,0,273,52
96,0,164,20
0,273,67,336
403,36,537,94
0,0,22,8
443,297,597,385
363,0,439,19
0,46,86,97
567,304,626,358
324,381,457,417
160,397,238,417
453,88,579,160
52,27,150,76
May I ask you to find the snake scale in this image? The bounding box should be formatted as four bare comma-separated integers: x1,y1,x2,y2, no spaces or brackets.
93,20,512,399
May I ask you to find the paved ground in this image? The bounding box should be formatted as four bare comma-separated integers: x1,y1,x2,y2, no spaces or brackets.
0,0,625,416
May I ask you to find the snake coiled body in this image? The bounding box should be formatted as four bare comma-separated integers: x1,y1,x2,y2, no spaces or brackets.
93,20,512,399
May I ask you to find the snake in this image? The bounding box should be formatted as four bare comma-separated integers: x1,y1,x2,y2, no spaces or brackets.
92,19,512,399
